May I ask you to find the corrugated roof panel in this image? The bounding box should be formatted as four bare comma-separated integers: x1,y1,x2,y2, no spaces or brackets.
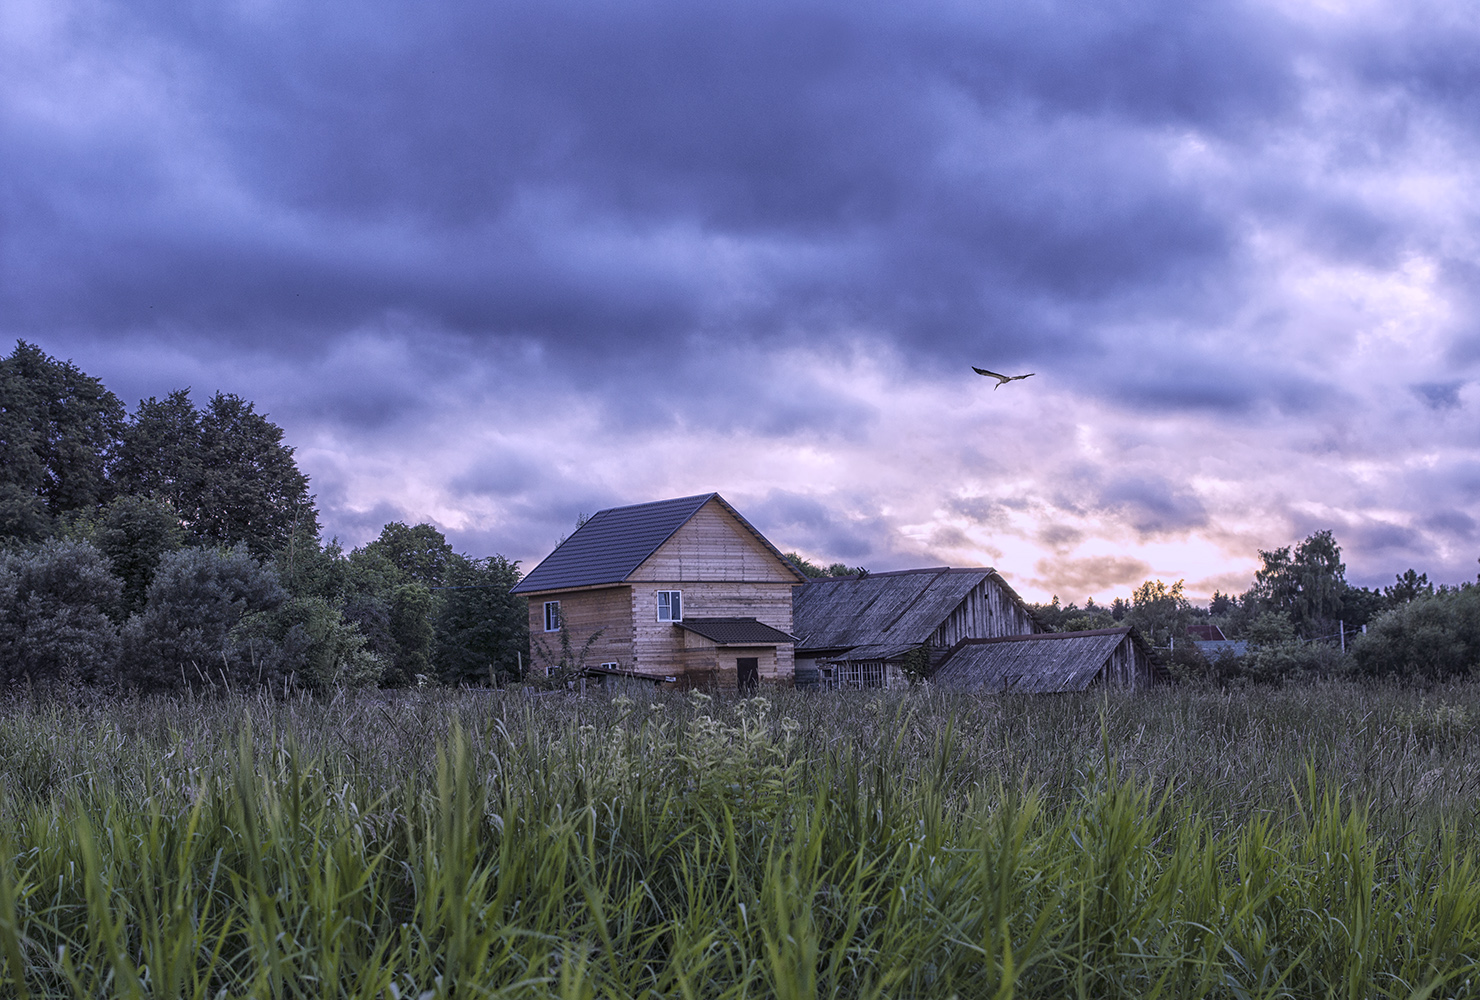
931,630,1132,693
511,494,715,594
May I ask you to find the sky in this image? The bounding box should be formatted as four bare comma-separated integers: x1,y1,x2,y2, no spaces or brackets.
4,0,1479,604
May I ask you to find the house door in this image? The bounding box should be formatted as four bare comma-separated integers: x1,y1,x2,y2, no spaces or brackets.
737,657,759,692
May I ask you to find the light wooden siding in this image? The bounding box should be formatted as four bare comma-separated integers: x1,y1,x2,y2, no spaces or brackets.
628,499,796,583
630,580,795,682
1094,637,1152,690
524,586,634,674
678,633,780,689
928,578,1041,648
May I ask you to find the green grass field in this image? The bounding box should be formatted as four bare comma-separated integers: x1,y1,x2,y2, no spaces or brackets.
2,682,1480,998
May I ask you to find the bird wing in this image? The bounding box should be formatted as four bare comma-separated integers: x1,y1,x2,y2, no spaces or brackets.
972,367,1008,380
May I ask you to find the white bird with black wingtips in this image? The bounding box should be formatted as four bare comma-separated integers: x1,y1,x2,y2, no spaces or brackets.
972,366,1035,389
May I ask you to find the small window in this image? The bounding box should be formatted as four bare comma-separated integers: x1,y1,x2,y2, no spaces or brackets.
600,662,619,670
656,590,682,622
543,601,561,632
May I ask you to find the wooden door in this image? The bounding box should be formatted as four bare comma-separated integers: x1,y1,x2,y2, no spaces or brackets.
737,657,759,692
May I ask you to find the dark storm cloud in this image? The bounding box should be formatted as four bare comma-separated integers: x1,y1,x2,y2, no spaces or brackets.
1,0,1322,379
7,0,1480,591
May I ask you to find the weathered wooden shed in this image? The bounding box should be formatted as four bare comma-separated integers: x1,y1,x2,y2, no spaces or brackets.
929,627,1160,693
792,567,1041,689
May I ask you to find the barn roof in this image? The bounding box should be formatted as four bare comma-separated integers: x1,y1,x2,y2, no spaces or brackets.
930,628,1147,693
791,567,1033,653
512,493,804,594
676,618,797,645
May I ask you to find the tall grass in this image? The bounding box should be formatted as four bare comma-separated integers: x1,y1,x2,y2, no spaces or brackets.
0,683,1479,997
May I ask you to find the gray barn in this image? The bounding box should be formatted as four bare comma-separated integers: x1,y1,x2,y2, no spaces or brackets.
792,567,1041,689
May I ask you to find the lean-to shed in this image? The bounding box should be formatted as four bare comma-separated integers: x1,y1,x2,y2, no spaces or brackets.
791,567,1041,689
929,627,1160,693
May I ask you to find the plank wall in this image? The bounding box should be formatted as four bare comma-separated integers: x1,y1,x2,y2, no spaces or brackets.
929,577,1041,648
627,499,798,583
1095,636,1153,690
524,586,634,675
678,631,780,690
629,580,795,682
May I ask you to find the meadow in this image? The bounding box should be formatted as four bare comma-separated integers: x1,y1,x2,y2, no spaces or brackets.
2,682,1480,998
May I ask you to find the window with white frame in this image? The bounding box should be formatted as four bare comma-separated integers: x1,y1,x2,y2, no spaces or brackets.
543,601,561,632
656,590,682,621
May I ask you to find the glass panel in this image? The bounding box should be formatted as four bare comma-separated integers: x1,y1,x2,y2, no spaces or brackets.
671,591,681,620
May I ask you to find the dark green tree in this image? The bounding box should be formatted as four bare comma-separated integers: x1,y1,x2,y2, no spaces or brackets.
79,495,185,614
1384,569,1432,605
0,341,125,516
434,555,528,685
363,522,454,588
115,390,316,556
196,393,316,556
1246,530,1349,637
386,583,435,686
113,390,201,518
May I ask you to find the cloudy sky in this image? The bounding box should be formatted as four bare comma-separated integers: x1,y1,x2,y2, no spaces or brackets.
5,0,1479,602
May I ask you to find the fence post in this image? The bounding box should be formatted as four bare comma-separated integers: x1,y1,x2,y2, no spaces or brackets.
1340,620,1345,653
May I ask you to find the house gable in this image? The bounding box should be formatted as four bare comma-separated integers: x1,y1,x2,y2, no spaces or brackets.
628,498,799,583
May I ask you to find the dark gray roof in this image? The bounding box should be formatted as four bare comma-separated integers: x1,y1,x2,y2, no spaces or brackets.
792,567,1022,652
930,628,1137,693
676,618,797,645
513,493,805,594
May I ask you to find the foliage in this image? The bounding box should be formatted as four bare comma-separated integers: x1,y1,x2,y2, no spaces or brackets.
530,620,607,688
115,390,317,556
1229,611,1346,685
227,595,384,690
1248,529,1348,637
1352,586,1480,681
1030,595,1117,633
434,554,528,686
122,546,289,693
72,494,185,614
0,483,51,546
1124,579,1193,648
1385,568,1434,605
363,521,455,587
783,552,866,579
0,539,122,688
0,341,125,516
386,583,435,686
3,686,1480,997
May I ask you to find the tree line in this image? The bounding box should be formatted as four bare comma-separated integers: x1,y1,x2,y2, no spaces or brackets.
0,342,528,693
1030,529,1480,683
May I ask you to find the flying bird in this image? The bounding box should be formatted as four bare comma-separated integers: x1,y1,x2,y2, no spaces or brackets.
973,367,1035,389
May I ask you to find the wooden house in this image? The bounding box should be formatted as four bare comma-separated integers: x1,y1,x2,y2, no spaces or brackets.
510,493,807,689
791,567,1042,689
929,627,1159,693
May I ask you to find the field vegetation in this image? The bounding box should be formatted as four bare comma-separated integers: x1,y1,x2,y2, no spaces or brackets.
3,682,1480,998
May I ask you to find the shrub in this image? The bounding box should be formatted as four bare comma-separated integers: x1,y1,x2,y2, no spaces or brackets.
227,596,384,691
0,539,122,688
122,545,287,692
1352,586,1480,681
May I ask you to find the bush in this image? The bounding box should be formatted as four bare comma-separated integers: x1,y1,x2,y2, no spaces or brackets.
1213,611,1349,684
1352,587,1480,681
227,596,384,691
0,539,122,688
122,546,287,692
